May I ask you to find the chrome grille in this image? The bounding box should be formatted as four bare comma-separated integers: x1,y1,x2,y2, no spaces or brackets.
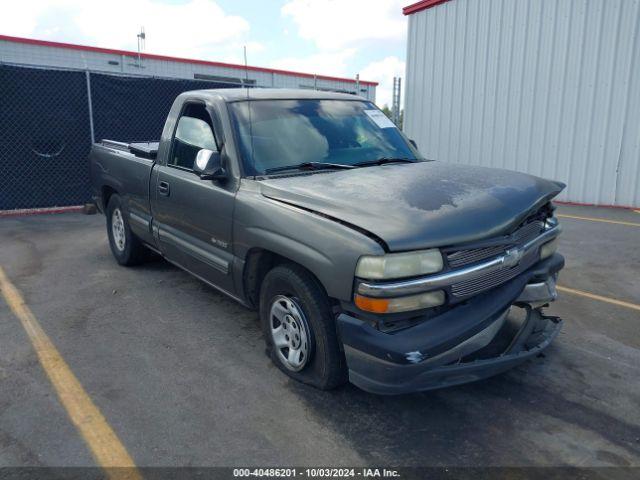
446,220,544,268
450,252,539,297
447,220,545,299
447,245,505,268
512,220,545,243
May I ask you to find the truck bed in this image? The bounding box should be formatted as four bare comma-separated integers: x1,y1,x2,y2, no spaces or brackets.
89,140,157,234
101,140,159,160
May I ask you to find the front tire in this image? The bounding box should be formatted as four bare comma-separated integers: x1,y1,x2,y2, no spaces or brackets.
106,194,148,266
260,264,348,390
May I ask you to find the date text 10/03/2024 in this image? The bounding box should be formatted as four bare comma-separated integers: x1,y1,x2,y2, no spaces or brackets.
233,468,401,478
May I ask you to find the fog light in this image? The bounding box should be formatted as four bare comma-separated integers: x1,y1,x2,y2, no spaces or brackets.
540,238,559,260
354,290,445,314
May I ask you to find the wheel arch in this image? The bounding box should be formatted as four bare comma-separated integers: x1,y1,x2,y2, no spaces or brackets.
101,185,119,211
242,247,334,310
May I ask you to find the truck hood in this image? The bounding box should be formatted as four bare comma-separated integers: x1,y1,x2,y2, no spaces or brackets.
259,161,564,252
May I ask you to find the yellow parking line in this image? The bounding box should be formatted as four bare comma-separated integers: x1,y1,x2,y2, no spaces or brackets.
556,214,640,227
557,285,640,312
0,267,141,479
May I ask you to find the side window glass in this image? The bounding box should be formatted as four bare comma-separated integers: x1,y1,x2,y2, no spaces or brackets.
170,106,217,170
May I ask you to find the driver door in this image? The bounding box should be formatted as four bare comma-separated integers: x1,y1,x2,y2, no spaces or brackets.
153,101,236,294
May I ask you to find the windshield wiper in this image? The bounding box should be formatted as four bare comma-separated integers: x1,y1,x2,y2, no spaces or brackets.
354,157,417,167
264,162,355,174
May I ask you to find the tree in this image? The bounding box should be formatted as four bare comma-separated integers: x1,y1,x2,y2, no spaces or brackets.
380,104,403,129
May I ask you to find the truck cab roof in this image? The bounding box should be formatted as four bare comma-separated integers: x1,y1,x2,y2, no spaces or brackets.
178,88,367,103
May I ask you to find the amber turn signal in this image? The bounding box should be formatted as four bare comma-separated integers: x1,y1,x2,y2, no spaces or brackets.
354,290,445,314
354,294,390,313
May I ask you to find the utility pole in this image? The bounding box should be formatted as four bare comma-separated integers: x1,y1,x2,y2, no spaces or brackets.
136,27,146,68
392,77,402,126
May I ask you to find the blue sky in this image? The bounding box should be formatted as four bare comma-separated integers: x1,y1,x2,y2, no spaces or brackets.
0,0,409,106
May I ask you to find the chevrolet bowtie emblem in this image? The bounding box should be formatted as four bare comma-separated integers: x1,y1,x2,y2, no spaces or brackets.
503,246,525,268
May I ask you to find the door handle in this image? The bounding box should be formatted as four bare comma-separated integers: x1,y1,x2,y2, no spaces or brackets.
158,181,170,196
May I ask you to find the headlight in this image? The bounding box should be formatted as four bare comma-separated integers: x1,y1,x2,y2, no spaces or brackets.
355,249,443,280
540,238,559,259
355,290,445,314
544,216,559,230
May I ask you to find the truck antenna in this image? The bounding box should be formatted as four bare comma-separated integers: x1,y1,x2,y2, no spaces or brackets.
243,45,250,87
243,45,255,172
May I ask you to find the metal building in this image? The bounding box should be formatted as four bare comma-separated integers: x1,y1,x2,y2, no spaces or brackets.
0,35,377,100
403,0,640,207
0,35,377,210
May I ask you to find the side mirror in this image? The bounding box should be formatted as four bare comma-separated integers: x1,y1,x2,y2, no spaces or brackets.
409,139,418,149
193,149,225,180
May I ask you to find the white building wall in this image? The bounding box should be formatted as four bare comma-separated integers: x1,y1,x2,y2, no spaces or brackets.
0,38,376,101
404,0,640,207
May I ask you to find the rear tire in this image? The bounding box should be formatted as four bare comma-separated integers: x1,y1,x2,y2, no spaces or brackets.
106,194,148,266
260,264,348,390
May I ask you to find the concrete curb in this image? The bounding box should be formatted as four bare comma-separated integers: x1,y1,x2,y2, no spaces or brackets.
555,201,634,210
0,205,85,217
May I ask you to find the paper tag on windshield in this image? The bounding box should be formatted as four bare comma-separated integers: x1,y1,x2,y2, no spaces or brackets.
364,109,397,129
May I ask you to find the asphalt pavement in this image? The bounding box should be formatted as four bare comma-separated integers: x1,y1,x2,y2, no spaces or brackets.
0,205,639,469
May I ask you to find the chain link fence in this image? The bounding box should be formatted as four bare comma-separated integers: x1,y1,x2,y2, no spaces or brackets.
0,63,238,210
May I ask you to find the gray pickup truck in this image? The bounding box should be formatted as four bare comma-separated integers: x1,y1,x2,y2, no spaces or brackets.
89,88,565,394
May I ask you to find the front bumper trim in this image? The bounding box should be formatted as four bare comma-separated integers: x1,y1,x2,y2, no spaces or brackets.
338,254,565,395
346,314,562,395
410,309,509,366
517,276,558,306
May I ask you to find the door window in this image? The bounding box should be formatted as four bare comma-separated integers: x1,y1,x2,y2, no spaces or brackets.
170,103,217,170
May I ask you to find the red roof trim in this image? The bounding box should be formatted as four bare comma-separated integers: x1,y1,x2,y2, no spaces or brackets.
403,0,451,15
0,34,378,86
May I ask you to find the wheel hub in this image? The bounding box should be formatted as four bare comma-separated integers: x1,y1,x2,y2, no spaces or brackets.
111,208,126,252
269,295,311,372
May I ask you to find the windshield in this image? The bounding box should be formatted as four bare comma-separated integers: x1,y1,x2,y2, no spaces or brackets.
229,99,419,175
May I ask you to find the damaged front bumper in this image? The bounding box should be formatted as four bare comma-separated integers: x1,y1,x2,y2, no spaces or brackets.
337,254,564,395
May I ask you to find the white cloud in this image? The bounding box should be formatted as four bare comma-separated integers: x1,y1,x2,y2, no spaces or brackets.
269,49,358,78
281,0,406,50
0,0,252,59
267,52,403,108
280,0,407,106
1,0,407,109
360,56,405,107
